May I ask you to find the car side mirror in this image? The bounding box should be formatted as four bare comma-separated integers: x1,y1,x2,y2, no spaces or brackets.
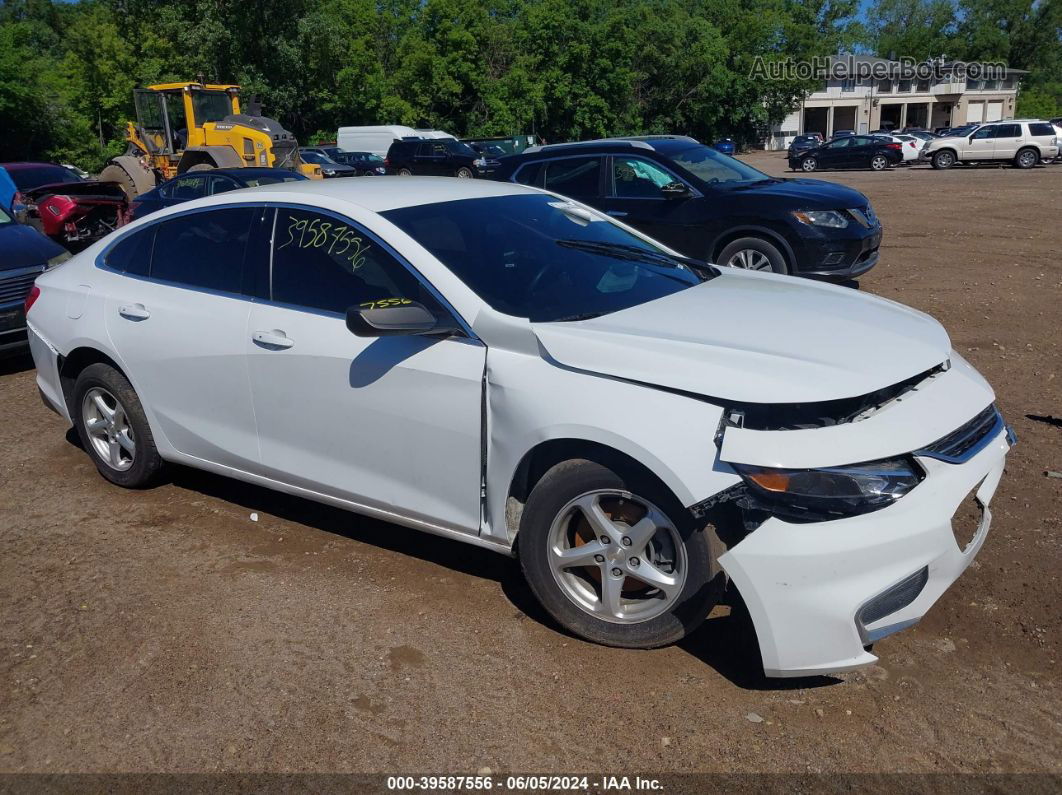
346,302,453,337
661,181,690,199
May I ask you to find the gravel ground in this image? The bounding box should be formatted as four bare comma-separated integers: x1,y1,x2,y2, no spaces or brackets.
0,154,1059,776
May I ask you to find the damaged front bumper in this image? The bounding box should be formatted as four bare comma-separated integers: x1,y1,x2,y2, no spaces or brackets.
712,354,1013,677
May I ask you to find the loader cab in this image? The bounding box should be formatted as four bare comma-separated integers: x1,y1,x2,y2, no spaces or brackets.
133,84,241,155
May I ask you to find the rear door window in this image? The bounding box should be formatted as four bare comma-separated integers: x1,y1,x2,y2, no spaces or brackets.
994,124,1021,138
543,157,602,198
149,207,254,293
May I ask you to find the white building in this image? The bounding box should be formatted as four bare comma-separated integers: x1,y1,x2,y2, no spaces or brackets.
765,56,1026,150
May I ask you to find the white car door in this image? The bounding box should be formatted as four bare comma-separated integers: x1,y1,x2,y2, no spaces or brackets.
991,122,1023,159
963,126,996,159
243,206,486,534
102,205,263,470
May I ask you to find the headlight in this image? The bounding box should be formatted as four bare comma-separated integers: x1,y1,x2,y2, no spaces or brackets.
733,457,923,521
323,168,336,176
791,209,849,229
474,158,486,167
46,251,72,269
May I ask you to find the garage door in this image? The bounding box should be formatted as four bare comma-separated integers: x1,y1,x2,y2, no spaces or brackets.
985,101,1004,122
966,102,984,124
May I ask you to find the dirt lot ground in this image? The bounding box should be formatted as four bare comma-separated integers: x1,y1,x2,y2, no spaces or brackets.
0,154,1059,777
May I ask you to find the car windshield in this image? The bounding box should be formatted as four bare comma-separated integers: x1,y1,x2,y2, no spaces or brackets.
10,165,83,190
243,174,305,186
381,193,710,323
669,145,769,185
301,151,338,165
191,90,232,125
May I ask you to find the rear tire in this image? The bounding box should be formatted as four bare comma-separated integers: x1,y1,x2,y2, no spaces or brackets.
870,154,889,171
518,460,717,649
73,363,163,488
1014,148,1039,169
186,163,214,173
717,236,788,274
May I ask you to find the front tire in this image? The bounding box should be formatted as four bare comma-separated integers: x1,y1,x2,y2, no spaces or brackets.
717,236,788,274
73,363,163,488
518,460,717,648
800,156,818,172
932,150,955,169
455,166,474,178
398,167,413,176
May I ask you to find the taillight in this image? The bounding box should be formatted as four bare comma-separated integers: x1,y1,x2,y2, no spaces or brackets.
24,284,40,315
887,143,902,150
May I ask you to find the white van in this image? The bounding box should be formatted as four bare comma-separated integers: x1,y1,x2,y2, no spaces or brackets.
336,125,454,156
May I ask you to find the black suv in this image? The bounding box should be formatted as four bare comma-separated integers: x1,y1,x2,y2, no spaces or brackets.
385,138,486,178
490,136,881,279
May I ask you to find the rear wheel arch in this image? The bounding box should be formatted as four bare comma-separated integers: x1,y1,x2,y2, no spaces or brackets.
59,347,127,419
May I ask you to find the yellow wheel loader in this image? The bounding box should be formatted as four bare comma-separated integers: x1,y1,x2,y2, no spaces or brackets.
100,82,320,199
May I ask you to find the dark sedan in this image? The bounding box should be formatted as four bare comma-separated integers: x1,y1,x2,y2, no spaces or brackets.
789,135,904,172
128,168,307,221
298,148,358,178
787,134,824,158
0,204,69,355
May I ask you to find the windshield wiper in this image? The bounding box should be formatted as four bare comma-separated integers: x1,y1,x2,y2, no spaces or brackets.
556,239,717,280
550,311,608,322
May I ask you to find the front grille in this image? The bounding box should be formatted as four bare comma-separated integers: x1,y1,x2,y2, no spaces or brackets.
917,404,1002,463
0,266,44,306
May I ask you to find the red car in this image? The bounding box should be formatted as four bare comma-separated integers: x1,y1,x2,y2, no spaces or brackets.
3,162,127,249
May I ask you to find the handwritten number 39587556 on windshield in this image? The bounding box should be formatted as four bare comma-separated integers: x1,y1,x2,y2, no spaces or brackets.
277,214,371,271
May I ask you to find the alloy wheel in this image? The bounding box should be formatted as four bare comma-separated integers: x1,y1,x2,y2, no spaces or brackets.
546,490,686,624
81,387,136,471
726,248,773,271
801,158,817,172
1018,150,1037,168
871,155,887,170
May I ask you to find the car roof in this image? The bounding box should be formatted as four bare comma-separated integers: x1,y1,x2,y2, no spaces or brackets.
0,162,73,170
520,136,701,157
153,176,532,213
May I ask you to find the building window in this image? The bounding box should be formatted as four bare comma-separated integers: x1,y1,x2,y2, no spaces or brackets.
842,78,855,92
877,79,893,93
898,79,912,92
966,78,982,90
916,79,930,92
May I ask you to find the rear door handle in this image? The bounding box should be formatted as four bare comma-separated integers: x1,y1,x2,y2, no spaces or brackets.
118,303,150,321
606,210,628,217
252,330,294,349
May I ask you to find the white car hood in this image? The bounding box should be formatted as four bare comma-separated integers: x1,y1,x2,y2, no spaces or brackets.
531,271,951,404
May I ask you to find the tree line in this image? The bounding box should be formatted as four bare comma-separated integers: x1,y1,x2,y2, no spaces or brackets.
0,0,1058,171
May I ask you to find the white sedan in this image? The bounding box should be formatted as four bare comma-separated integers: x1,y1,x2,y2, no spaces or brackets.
25,178,1013,677
875,133,923,162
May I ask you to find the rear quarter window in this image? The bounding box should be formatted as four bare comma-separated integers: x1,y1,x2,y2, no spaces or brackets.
103,226,155,277
1028,123,1055,136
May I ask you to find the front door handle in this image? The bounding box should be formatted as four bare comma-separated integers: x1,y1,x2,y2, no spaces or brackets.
606,210,628,217
252,330,294,349
118,303,150,321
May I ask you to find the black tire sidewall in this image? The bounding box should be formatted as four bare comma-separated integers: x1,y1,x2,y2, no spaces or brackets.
456,167,474,178
518,460,716,649
717,236,788,274
933,151,954,169
73,363,162,488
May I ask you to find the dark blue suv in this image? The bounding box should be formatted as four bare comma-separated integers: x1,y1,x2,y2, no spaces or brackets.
490,136,881,279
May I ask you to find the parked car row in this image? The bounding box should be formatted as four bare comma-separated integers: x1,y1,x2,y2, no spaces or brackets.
22,172,1013,679
785,118,1061,172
